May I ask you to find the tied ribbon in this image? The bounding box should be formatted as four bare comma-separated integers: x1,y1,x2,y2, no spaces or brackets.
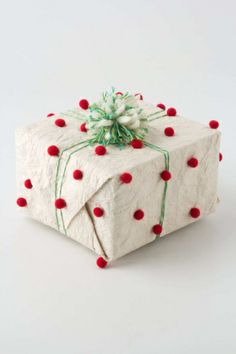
55,89,170,237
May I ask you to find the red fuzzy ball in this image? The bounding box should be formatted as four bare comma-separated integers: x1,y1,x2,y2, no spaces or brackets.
55,198,67,209
96,257,108,268
47,113,55,118
93,207,104,217
95,145,107,156
164,127,175,136
131,139,143,149
157,103,166,110
80,123,87,132
120,172,133,184
160,170,171,181
187,157,198,168
73,169,83,180
16,197,27,207
79,99,89,110
55,118,66,127
209,120,219,129
47,145,59,156
116,91,123,96
167,107,177,116
190,207,201,218
134,93,143,100
133,209,144,220
219,152,223,161
152,224,163,235
24,179,33,189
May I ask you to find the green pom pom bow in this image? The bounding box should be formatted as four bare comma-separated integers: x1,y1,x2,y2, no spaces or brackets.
86,88,148,146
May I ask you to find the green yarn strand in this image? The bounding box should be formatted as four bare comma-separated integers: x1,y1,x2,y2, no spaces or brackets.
144,141,170,231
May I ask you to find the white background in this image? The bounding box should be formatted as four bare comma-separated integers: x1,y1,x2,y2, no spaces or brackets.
0,1,236,353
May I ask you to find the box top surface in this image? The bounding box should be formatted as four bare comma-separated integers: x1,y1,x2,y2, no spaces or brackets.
16,100,220,176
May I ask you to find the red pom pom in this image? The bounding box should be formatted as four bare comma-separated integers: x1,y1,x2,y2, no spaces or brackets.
55,119,66,127
79,99,89,110
167,107,177,116
95,145,107,156
80,123,87,132
116,91,123,96
134,93,143,100
219,152,223,161
131,139,143,149
73,169,83,180
152,224,163,235
47,145,59,156
190,207,201,218
160,170,171,181
133,209,144,220
93,207,104,217
120,172,133,184
164,127,175,136
55,198,66,209
47,113,55,118
157,103,166,110
96,257,107,268
187,157,198,168
209,120,219,129
24,179,33,189
16,197,27,207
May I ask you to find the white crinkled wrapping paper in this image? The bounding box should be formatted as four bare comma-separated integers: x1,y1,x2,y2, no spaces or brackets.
15,102,220,261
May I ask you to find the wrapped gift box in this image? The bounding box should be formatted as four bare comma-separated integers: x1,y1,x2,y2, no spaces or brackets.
15,90,221,267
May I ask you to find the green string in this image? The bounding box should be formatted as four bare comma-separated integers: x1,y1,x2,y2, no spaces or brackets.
144,141,170,229
147,112,167,121
54,139,92,233
57,142,91,235
60,110,86,121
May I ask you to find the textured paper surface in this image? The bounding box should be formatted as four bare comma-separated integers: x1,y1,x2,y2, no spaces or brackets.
15,102,220,260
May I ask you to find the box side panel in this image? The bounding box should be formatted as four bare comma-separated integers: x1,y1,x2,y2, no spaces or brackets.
105,132,220,261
